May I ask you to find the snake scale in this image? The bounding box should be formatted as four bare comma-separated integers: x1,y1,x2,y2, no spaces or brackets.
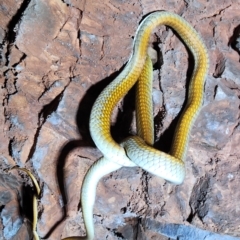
12,11,209,240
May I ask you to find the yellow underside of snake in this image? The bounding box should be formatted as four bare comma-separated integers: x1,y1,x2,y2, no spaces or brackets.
31,11,210,240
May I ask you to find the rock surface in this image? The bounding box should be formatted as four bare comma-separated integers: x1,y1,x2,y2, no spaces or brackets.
0,0,240,239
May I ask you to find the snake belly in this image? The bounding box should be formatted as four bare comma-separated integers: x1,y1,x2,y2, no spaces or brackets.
63,11,209,240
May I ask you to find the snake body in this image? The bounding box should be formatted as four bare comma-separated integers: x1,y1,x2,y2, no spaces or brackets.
63,11,209,240
10,167,40,240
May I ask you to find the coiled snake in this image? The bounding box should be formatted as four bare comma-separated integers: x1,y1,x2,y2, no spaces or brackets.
62,10,209,240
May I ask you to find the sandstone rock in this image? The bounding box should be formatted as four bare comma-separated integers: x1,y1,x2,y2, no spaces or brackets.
0,171,31,240
0,0,240,239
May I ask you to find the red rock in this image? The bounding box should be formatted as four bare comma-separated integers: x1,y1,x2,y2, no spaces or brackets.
0,0,240,239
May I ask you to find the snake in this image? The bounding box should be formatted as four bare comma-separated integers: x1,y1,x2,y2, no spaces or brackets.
10,167,40,240
62,10,209,240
